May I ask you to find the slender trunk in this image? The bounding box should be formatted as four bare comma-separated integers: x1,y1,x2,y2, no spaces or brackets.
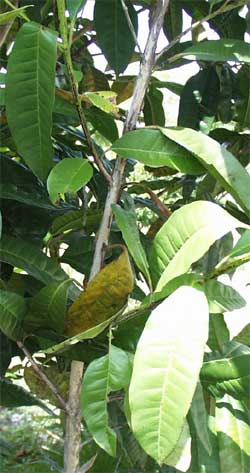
64,1,170,471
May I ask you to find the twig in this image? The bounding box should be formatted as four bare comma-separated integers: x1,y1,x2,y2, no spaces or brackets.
120,0,142,55
57,2,111,184
0,0,18,48
90,0,170,280
16,340,69,413
156,0,247,63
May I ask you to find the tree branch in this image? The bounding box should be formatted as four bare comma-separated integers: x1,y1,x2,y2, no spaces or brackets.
90,0,170,279
16,340,69,413
156,0,246,63
120,0,142,55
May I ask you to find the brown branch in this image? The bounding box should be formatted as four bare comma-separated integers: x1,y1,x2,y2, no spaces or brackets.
90,0,170,280
16,340,69,413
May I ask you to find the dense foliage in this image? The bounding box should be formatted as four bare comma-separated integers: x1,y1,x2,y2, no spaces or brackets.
0,0,250,472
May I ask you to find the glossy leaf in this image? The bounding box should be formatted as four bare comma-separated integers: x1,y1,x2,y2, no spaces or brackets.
6,22,57,180
47,158,93,204
216,395,250,472
149,201,248,291
205,280,246,313
201,342,250,400
112,129,205,175
160,127,250,214
94,0,138,74
112,195,151,286
0,236,78,299
81,345,132,456
0,378,52,413
23,280,71,334
129,286,209,464
0,290,26,340
181,39,250,64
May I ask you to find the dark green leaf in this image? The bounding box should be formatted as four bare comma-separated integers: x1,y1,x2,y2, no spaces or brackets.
66,0,86,20
208,313,230,352
0,290,26,340
94,0,138,74
0,377,52,412
6,22,57,180
143,87,165,126
163,0,183,42
205,280,246,313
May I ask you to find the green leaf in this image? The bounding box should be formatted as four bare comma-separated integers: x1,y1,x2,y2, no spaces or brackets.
149,201,248,291
6,22,57,180
201,342,250,400
205,280,246,313
237,65,250,129
94,0,138,74
129,286,209,465
165,420,191,472
163,0,183,42
0,210,2,239
208,313,230,352
47,158,93,204
143,87,165,126
84,91,118,115
234,323,250,346
228,230,250,258
111,129,205,175
0,290,26,340
181,39,250,64
0,6,30,25
188,414,220,473
216,395,250,472
0,377,52,413
160,127,250,214
81,345,132,456
189,382,212,455
23,280,71,334
112,195,151,286
85,108,118,143
0,236,78,299
66,0,87,20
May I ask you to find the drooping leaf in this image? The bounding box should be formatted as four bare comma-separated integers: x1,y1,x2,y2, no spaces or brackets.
81,345,132,456
0,377,52,412
64,246,134,337
6,22,57,180
0,236,79,299
129,286,209,465
189,382,212,455
216,395,250,471
111,129,205,175
160,127,250,214
163,0,183,42
23,280,71,334
237,65,250,129
180,39,250,64
208,313,230,352
94,0,138,74
204,280,246,313
112,195,151,286
85,108,119,143
201,342,250,400
149,201,248,291
143,87,165,127
0,290,26,340
47,158,93,204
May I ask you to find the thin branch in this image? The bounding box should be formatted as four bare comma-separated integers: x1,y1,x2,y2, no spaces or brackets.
156,0,247,63
57,3,111,184
120,0,142,55
16,340,69,413
90,0,170,280
0,0,18,48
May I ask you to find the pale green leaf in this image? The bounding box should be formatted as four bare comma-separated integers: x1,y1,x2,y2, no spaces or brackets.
149,201,248,291
111,129,205,175
180,39,250,64
160,127,250,214
0,6,30,25
165,420,191,472
81,345,132,456
129,286,209,464
6,22,57,180
112,194,151,286
216,395,250,472
47,158,93,203
0,290,26,340
84,91,118,115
